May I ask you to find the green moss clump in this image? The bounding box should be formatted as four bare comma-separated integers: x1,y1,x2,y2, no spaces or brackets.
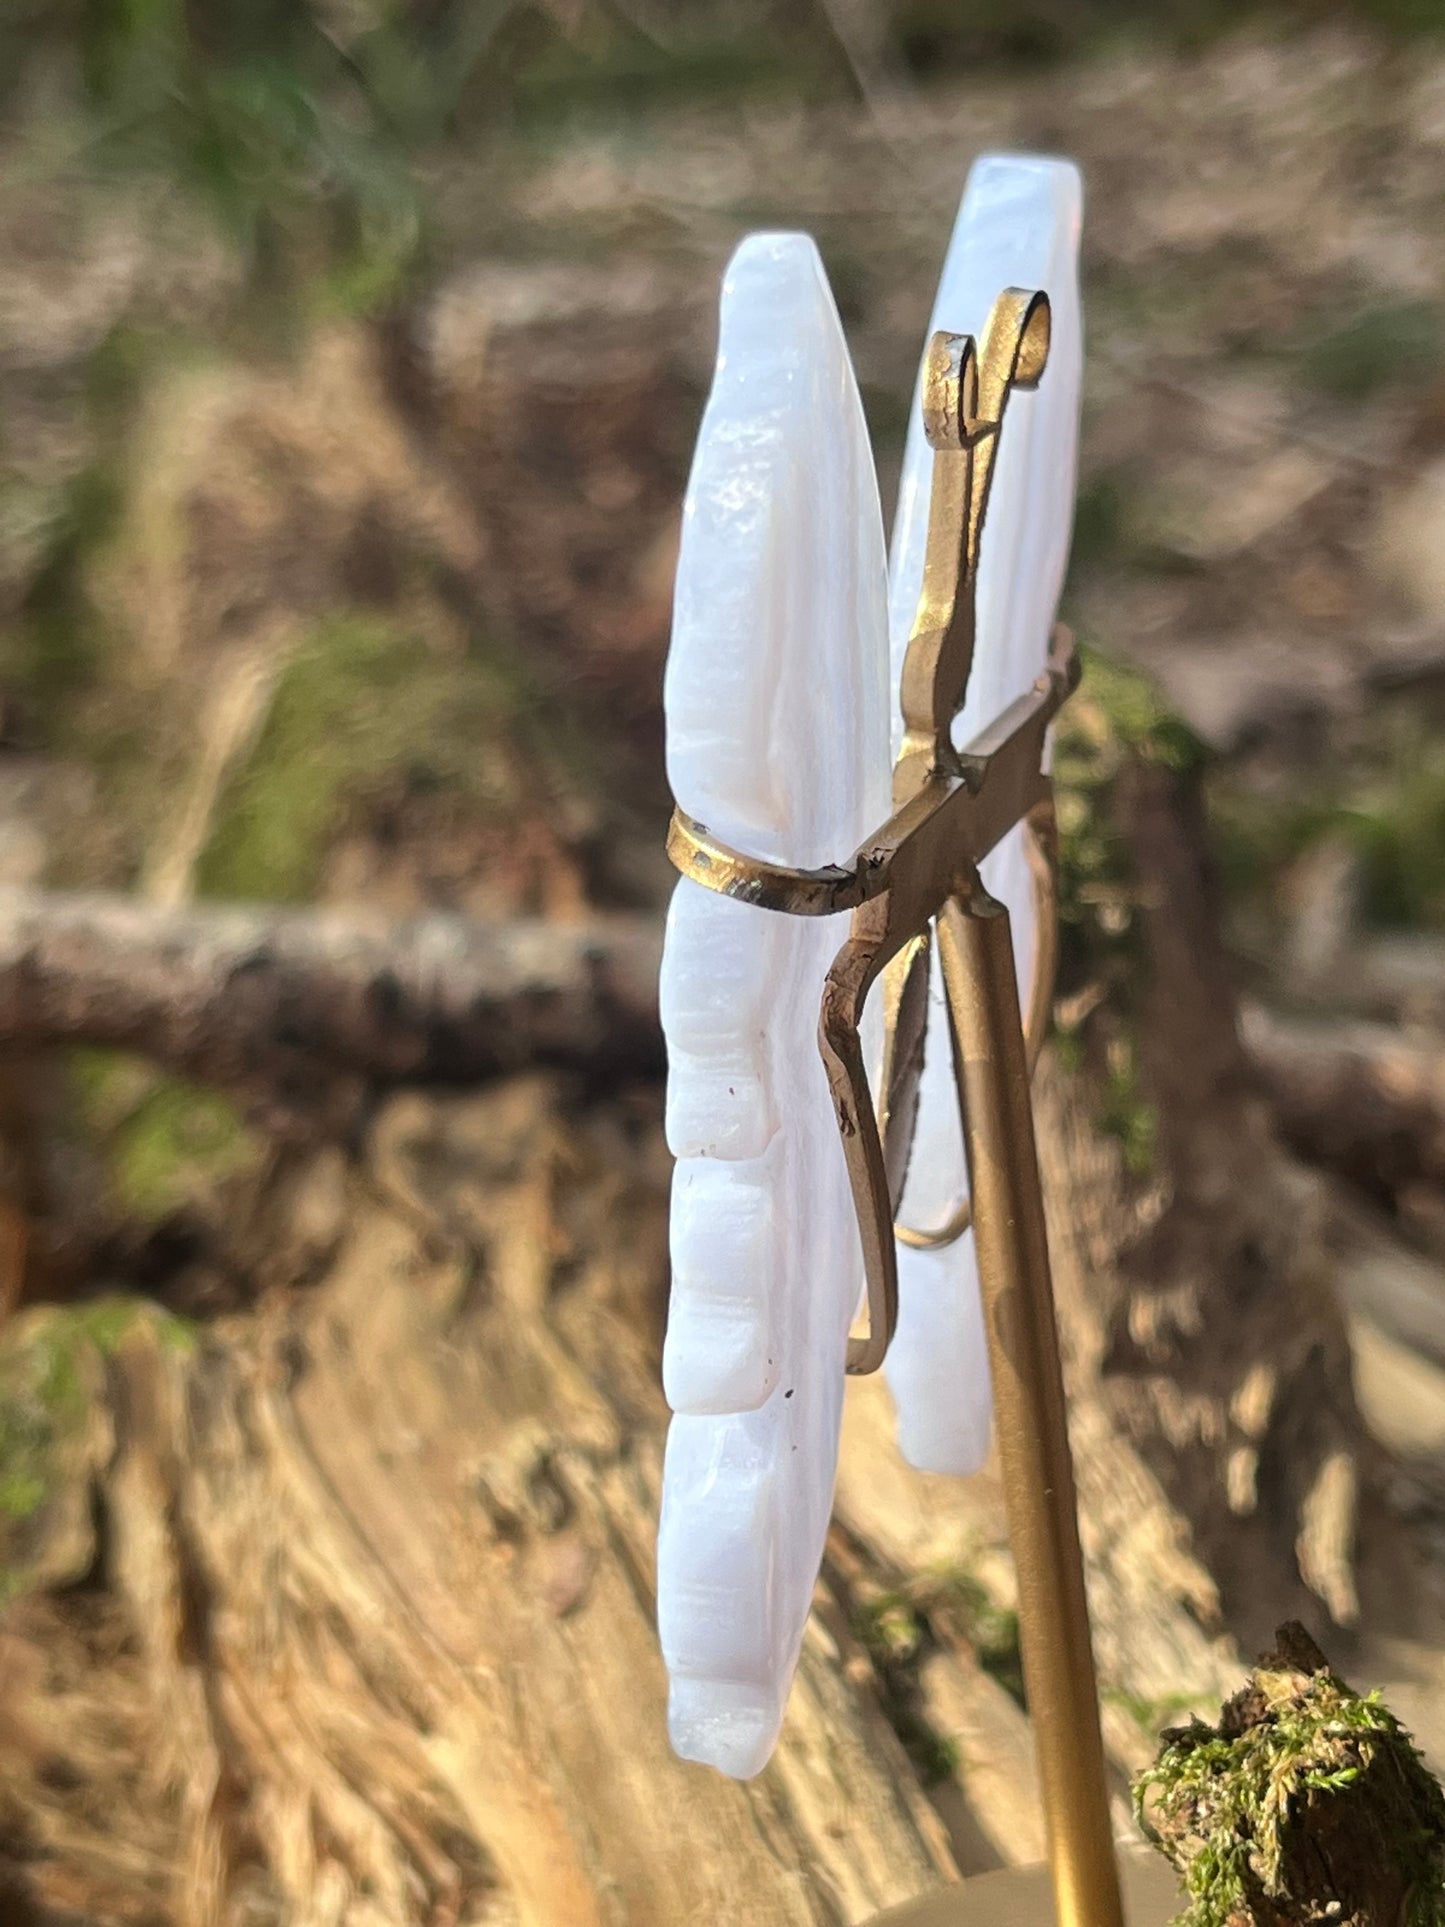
1211,718,1445,935
1136,1631,1445,1927
1291,299,1444,404
1052,644,1206,976
70,1048,262,1221
195,614,536,903
850,1556,1023,1787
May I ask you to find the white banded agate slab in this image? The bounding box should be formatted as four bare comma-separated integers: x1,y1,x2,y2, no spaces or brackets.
656,156,1084,1778
884,155,1083,1478
656,233,891,1777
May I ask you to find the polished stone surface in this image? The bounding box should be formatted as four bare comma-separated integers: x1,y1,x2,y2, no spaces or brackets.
657,231,891,1776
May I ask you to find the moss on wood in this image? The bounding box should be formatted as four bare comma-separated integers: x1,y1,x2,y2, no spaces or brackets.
1050,645,1206,1173
195,613,541,903
70,1048,263,1221
1135,1622,1445,1927
0,1298,192,1603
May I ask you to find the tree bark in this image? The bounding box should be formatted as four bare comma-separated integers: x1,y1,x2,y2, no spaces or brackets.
1092,756,1369,1648
0,1079,993,1926
1136,1621,1445,1927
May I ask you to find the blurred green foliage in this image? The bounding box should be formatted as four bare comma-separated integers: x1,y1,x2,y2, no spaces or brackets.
1053,644,1206,967
3,0,1444,944
1105,1684,1210,1733
1213,718,1445,932
71,1047,262,1220
0,1295,192,1601
853,1553,1024,1785
1349,741,1445,927
0,3,841,313
931,1563,1025,1706
854,1558,1024,1703
9,463,123,722
6,0,492,308
196,613,542,901
1290,299,1445,403
1050,649,1208,1171
0,1330,75,1529
2,0,1444,323
5,326,155,727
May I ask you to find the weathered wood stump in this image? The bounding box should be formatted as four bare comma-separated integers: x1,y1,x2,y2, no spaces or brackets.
1136,1622,1445,1927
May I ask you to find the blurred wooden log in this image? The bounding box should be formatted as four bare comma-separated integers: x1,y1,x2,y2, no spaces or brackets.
1296,934,1445,1029
0,887,664,1113
0,1079,963,1926
1326,1189,1445,1372
1244,1003,1445,1214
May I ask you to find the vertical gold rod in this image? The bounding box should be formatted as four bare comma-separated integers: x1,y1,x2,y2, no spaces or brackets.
935,886,1124,1927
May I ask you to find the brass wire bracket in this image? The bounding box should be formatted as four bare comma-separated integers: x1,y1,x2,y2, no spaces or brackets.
667,284,1075,1376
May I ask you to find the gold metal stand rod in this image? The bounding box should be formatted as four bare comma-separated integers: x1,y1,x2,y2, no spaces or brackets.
936,885,1124,1927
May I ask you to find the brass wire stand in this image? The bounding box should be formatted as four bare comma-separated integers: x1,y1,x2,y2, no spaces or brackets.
668,288,1126,1927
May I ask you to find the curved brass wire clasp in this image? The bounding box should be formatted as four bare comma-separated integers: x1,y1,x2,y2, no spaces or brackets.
666,285,1073,1375
896,289,1051,793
